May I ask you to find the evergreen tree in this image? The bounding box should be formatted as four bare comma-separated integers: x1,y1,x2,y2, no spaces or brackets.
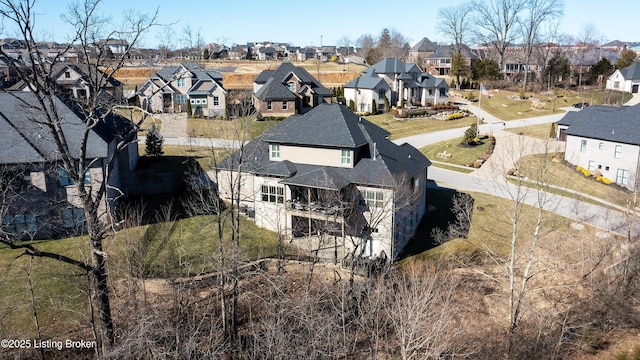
203,48,210,60
615,49,637,70
349,99,355,111
186,100,193,118
145,123,164,156
462,123,478,145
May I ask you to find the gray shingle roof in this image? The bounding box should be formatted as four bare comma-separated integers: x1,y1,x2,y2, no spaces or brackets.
262,103,370,148
619,63,640,81
0,92,109,164
557,104,640,145
252,62,332,98
410,37,437,52
369,58,421,75
343,68,387,89
219,103,430,188
254,77,297,100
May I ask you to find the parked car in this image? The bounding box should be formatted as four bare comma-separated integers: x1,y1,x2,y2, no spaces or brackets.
573,102,589,108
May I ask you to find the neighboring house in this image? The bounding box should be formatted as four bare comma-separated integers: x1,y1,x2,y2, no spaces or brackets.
138,62,227,118
8,62,124,104
215,103,431,262
344,58,449,110
606,62,640,93
343,69,391,113
252,61,332,117
424,44,480,76
408,37,438,65
556,104,640,189
98,38,129,56
0,92,139,239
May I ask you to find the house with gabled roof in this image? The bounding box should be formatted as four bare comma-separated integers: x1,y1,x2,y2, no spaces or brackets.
8,62,123,104
345,58,449,111
556,104,640,189
138,62,227,118
0,92,139,239
252,61,332,117
214,103,430,262
606,62,640,93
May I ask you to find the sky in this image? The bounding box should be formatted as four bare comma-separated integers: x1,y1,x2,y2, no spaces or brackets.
2,0,640,48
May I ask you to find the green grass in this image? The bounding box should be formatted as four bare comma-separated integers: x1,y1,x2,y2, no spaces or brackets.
460,88,633,121
187,117,279,139
366,113,477,140
515,154,631,208
0,237,90,338
420,135,494,168
506,122,556,139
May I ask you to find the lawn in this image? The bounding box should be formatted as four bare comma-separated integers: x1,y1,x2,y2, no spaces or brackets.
420,135,494,168
115,108,162,135
456,88,633,121
506,122,556,139
515,153,631,208
365,112,477,140
187,117,280,139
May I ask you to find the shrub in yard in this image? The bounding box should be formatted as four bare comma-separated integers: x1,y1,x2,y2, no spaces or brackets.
581,168,591,177
595,176,612,185
446,112,464,120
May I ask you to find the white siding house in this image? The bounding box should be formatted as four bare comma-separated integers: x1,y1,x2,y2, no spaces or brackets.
606,63,640,94
557,104,640,188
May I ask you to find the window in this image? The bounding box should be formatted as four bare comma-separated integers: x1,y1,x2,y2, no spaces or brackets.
378,89,385,100
361,190,384,208
176,94,187,104
614,81,620,89
261,185,284,203
599,142,604,150
213,96,219,106
267,101,272,110
3,213,37,234
615,145,622,159
580,139,587,153
84,169,91,185
64,71,70,78
287,82,296,92
341,149,351,165
177,78,186,87
241,178,248,189
616,169,630,185
588,161,595,171
282,101,288,110
270,144,280,159
62,208,85,228
58,167,72,186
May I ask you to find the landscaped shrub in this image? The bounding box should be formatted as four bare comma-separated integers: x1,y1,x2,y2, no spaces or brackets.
446,112,464,121
595,176,613,185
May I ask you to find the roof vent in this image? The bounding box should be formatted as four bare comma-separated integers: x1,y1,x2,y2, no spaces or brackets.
359,117,362,122
408,154,412,159
612,129,615,135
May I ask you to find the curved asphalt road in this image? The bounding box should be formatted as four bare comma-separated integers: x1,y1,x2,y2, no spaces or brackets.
394,102,638,238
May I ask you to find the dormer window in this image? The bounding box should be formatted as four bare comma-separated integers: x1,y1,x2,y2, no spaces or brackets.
177,78,186,87
270,144,280,159
287,81,296,92
64,71,70,78
341,149,351,165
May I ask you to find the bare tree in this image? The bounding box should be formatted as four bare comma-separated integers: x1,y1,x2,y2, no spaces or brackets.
0,0,157,351
519,0,564,91
471,0,527,78
355,33,376,60
437,2,473,54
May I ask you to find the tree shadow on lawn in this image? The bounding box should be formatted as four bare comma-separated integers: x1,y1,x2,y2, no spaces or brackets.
119,155,213,225
397,180,474,260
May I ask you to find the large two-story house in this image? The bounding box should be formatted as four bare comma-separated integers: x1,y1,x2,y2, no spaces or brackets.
344,58,449,112
252,61,332,117
556,104,640,189
215,103,431,262
138,62,227,118
0,92,139,239
8,62,124,104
